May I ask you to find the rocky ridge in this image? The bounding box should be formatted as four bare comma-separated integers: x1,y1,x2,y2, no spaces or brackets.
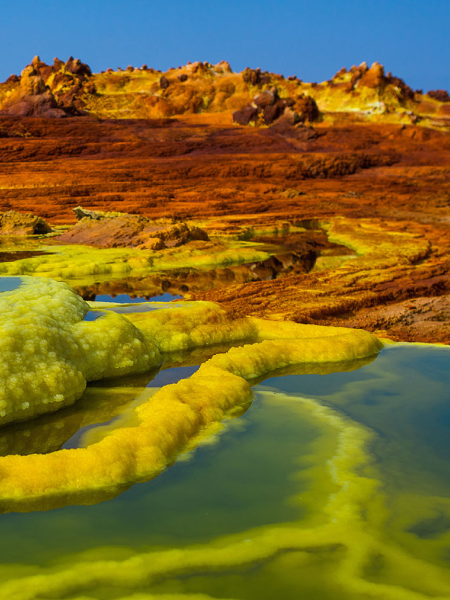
1,57,449,127
0,55,93,117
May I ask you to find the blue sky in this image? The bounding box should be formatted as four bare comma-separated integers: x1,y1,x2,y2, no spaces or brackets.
1,0,448,91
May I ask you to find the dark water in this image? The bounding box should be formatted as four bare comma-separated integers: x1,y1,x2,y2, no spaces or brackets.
62,365,201,450
95,292,182,303
0,378,315,564
0,344,450,599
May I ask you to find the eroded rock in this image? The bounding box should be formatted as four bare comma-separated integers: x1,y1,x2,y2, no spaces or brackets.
1,64,66,118
73,206,110,220
57,212,209,249
232,105,258,125
234,87,319,126
160,76,170,90
0,211,52,235
0,55,94,117
295,94,320,122
428,89,450,103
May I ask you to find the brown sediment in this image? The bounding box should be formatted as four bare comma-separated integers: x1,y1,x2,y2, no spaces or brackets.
0,250,49,262
0,116,448,225
0,58,449,343
191,217,450,344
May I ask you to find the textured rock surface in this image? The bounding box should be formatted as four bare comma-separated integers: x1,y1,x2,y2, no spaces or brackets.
0,57,449,343
0,55,93,117
0,210,52,235
56,212,209,249
1,57,449,125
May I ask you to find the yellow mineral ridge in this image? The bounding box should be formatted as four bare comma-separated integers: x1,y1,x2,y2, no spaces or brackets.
0,276,381,509
0,242,271,284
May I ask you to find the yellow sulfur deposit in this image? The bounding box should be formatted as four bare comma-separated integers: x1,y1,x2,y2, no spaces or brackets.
0,277,161,426
0,242,271,284
0,276,382,511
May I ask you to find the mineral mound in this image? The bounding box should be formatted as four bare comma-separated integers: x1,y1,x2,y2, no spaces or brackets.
0,210,52,235
0,55,92,117
57,209,209,249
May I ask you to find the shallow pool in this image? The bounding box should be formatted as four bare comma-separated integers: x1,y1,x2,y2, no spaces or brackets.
0,344,449,599
95,292,182,303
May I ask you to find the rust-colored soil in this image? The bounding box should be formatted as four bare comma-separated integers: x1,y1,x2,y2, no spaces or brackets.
1,59,450,344
0,250,48,262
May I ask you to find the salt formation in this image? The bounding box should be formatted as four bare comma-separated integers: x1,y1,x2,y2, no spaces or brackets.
0,276,382,509
0,277,160,426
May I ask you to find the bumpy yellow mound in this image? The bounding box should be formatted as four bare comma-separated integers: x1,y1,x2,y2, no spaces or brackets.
0,277,161,426
0,276,382,510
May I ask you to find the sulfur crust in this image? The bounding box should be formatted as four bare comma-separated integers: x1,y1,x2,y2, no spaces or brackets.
0,276,382,508
66,596,238,600
321,217,430,265
0,277,161,426
0,242,271,283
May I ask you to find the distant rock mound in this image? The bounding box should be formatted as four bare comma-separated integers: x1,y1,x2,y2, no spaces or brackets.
428,90,450,103
233,87,320,127
57,210,209,249
0,56,448,128
0,55,94,117
0,210,52,235
331,61,415,104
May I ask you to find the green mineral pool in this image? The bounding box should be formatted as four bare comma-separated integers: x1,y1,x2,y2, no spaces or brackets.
0,343,449,599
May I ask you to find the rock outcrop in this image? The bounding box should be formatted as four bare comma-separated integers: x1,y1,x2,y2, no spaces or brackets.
332,61,415,101
428,89,450,103
0,55,94,117
242,67,272,86
0,210,52,235
233,87,320,126
57,211,209,249
1,62,66,118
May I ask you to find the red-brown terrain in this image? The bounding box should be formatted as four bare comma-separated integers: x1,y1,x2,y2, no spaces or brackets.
1,57,450,343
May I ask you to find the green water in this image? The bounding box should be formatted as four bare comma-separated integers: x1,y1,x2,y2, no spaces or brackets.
1,344,450,599
0,394,318,564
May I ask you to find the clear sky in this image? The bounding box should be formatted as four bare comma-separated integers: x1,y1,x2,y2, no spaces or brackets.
1,0,448,92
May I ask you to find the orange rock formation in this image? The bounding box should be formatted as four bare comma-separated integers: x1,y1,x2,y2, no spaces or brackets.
57,211,209,249
1,57,449,343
